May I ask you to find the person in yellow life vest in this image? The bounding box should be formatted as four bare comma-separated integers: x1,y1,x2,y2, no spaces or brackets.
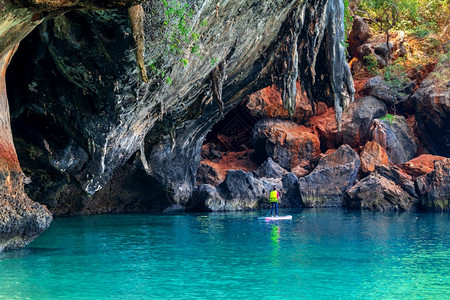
268,186,279,217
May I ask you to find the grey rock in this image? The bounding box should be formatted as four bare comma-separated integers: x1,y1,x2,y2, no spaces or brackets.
343,96,387,147
344,173,417,211
281,173,302,207
371,116,418,164
253,157,288,179
51,142,89,174
299,144,360,207
186,184,224,212
416,158,450,211
375,165,418,198
363,77,396,105
348,16,372,58
196,162,221,186
412,53,450,156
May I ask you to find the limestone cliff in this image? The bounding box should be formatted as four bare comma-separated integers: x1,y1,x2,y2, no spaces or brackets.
0,0,140,250
2,0,353,225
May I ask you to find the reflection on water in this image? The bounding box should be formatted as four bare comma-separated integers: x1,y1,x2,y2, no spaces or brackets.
0,209,448,299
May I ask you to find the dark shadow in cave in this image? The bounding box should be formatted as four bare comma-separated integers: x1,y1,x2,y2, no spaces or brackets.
204,101,258,152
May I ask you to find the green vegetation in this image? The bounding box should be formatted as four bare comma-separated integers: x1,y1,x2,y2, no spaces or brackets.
343,0,353,49
363,54,379,75
380,113,395,124
356,0,448,35
142,0,209,84
351,0,448,89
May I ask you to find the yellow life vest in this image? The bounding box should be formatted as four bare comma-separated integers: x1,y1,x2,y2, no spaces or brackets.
270,190,278,202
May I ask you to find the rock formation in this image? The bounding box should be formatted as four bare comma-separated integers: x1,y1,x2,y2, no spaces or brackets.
412,52,450,157
416,158,450,211
0,46,52,251
3,0,354,217
299,144,360,207
344,173,416,211
252,119,320,170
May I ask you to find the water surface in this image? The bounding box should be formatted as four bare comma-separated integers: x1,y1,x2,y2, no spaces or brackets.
1,209,449,299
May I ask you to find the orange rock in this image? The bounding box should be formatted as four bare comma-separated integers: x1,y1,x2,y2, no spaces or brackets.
401,154,447,179
360,141,389,174
245,83,313,123
316,102,328,115
198,149,257,184
253,119,320,170
291,160,310,177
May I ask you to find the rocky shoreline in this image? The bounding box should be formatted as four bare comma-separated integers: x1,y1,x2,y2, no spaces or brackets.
0,1,448,252
194,52,450,212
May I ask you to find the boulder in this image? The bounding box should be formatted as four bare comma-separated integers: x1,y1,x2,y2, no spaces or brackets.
245,83,313,124
375,165,418,198
253,157,288,179
370,116,417,164
357,41,393,67
416,158,450,211
348,16,372,59
412,52,450,157
401,154,447,179
281,173,302,207
196,162,221,186
344,173,417,211
362,76,414,108
310,96,386,150
299,144,360,207
291,159,310,177
187,168,304,212
217,170,281,210
360,141,389,174
362,77,396,106
252,119,320,170
186,184,224,212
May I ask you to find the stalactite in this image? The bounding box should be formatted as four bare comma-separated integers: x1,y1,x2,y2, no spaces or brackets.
128,4,148,83
210,61,227,116
277,4,303,117
284,0,355,131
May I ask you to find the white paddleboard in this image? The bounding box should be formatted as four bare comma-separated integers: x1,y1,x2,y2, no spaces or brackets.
257,215,292,221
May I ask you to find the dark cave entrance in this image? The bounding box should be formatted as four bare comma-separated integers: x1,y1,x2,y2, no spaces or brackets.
204,101,258,152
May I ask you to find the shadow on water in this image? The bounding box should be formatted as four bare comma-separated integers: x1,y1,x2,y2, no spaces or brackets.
0,247,64,259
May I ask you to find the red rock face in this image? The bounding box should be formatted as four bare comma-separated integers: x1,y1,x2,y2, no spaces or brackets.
245,83,312,124
0,47,21,173
253,119,320,170
360,141,389,174
198,148,257,184
401,154,447,179
0,47,52,252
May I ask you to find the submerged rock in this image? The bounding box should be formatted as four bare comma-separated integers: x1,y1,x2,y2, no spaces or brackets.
299,144,360,207
344,173,416,211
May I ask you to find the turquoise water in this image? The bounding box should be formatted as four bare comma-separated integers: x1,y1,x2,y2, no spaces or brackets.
0,209,449,299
